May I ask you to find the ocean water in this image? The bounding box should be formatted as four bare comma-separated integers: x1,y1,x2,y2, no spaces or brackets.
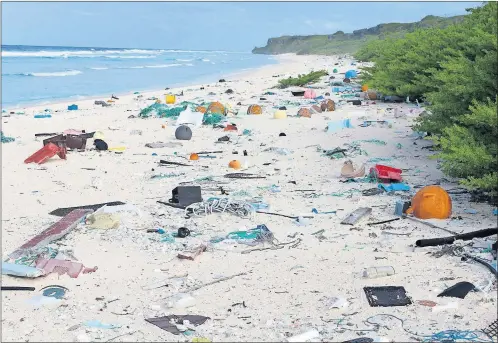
1,45,276,107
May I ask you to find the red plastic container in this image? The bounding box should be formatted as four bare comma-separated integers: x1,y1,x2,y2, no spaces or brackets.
24,143,66,164
370,164,402,182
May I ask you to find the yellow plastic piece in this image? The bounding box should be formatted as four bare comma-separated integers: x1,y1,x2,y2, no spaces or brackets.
165,94,176,104
274,110,287,119
108,146,126,152
86,213,120,229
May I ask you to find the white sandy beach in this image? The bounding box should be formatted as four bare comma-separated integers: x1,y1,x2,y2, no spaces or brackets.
1,54,497,342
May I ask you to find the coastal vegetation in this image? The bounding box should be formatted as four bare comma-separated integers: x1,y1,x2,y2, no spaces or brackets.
252,15,464,55
355,2,498,198
277,70,328,89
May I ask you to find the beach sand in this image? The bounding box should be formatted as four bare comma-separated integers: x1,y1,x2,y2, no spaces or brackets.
1,54,497,342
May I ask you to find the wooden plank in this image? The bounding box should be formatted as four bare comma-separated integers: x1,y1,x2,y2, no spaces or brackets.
341,207,372,225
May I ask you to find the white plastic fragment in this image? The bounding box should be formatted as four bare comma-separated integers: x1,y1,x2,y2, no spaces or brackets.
287,329,320,342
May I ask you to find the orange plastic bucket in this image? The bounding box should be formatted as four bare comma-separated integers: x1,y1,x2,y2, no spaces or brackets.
406,185,452,219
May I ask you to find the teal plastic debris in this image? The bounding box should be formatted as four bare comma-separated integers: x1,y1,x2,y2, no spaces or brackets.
1,131,15,143
225,225,272,244
243,129,252,136
34,114,52,119
68,104,78,111
493,209,497,215
396,143,403,149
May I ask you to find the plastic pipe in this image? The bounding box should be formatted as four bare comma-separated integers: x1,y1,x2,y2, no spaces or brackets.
415,228,497,247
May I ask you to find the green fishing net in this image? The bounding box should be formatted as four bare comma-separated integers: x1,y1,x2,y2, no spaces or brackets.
139,104,187,118
203,113,224,125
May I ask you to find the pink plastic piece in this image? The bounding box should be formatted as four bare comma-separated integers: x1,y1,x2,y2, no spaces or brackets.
304,89,316,99
35,258,98,278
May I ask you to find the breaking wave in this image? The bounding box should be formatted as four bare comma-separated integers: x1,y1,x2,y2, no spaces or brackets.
2,49,164,58
11,70,83,77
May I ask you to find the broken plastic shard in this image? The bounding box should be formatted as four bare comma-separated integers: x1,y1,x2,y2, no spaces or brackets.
83,320,121,329
324,296,349,309
163,293,196,309
27,295,62,308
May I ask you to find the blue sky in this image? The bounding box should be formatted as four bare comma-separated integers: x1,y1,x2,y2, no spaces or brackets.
2,1,481,51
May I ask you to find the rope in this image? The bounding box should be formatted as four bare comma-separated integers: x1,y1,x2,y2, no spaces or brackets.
424,330,494,342
185,198,255,218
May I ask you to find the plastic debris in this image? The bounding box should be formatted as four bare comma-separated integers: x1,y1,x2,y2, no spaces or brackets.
84,320,121,329
287,329,320,342
85,213,120,229
1,131,15,143
145,315,210,335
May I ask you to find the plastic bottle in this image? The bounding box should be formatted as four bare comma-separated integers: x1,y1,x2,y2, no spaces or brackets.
362,266,395,279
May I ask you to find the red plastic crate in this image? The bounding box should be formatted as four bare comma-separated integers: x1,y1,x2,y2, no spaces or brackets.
24,142,66,164
370,164,402,182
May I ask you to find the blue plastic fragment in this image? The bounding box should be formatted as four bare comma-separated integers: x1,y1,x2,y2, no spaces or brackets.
378,183,410,192
84,320,121,329
42,286,67,299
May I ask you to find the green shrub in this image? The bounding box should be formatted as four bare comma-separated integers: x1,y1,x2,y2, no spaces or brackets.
277,70,328,89
354,2,498,196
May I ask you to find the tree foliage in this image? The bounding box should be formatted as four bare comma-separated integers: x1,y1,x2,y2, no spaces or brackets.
354,2,498,196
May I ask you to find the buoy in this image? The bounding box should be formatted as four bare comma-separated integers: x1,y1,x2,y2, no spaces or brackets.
175,125,192,140
297,108,312,118
406,185,452,219
247,104,262,115
321,99,336,112
362,85,369,92
228,160,241,170
190,153,199,161
274,110,287,119
207,102,226,115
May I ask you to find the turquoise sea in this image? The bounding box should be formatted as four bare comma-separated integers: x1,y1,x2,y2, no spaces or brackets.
1,45,276,107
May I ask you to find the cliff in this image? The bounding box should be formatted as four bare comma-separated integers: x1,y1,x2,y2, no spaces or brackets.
252,15,465,55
